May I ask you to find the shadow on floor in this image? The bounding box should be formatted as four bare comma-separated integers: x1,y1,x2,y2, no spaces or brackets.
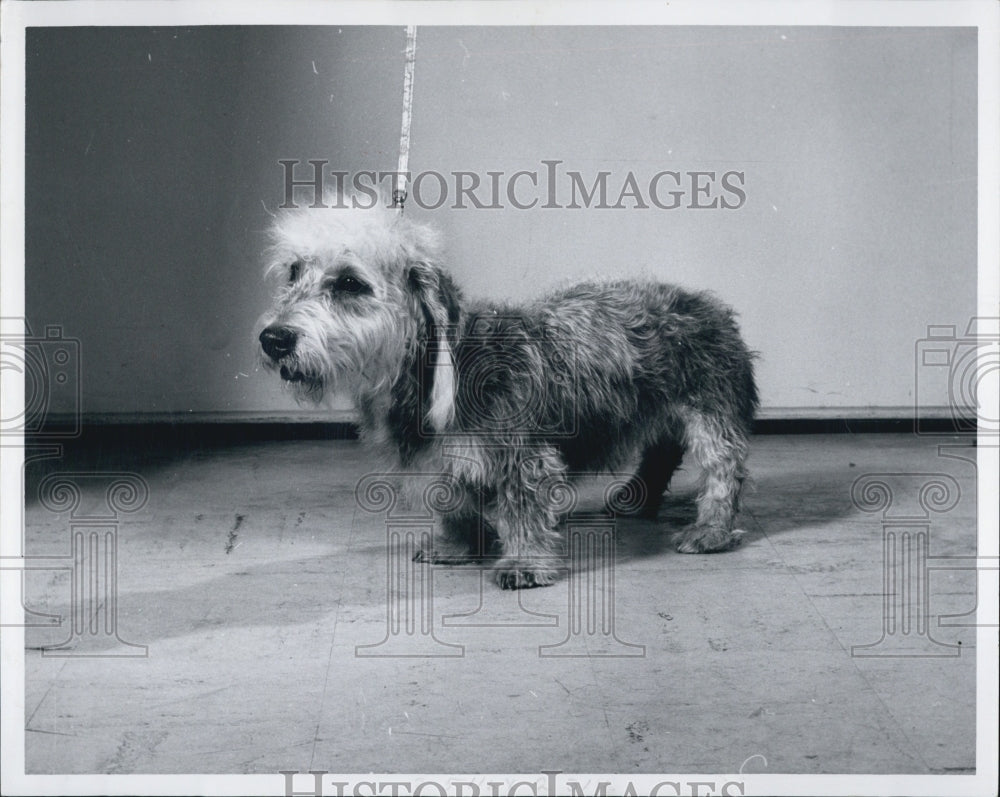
22,464,863,656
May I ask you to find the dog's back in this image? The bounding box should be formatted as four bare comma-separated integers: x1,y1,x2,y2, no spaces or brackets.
454,279,757,472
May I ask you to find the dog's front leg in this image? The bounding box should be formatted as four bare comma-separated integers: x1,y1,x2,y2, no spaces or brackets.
490,447,568,589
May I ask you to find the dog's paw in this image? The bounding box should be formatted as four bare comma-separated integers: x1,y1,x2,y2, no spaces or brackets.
493,559,561,589
674,525,745,554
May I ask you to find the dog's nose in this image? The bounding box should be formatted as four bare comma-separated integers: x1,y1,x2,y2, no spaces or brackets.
259,326,297,360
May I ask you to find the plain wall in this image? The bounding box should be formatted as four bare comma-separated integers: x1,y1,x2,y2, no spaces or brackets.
24,26,977,419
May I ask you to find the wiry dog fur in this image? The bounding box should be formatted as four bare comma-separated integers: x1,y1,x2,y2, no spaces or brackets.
259,202,758,589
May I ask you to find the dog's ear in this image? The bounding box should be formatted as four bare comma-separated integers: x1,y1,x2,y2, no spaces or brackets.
407,262,462,432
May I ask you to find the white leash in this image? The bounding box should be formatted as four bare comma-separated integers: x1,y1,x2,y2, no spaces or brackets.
392,26,418,214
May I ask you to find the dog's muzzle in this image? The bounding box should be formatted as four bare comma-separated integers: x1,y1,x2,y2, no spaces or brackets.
259,326,316,385
260,326,298,362
259,325,297,362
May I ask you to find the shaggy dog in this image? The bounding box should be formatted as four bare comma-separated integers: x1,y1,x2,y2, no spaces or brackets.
259,202,758,588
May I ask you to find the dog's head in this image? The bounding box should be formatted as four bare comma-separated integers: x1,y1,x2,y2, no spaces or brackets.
258,198,460,429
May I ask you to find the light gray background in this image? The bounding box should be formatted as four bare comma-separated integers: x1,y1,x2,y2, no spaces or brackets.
25,26,977,418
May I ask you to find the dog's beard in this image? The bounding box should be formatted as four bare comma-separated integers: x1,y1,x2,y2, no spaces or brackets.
273,353,370,404
283,368,326,401
279,363,314,384
262,355,328,401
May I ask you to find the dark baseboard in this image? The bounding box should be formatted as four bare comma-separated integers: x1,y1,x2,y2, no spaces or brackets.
22,417,974,449
24,421,359,449
752,417,973,435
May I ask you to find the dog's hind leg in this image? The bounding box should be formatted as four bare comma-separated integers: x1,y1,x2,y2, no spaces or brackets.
674,410,748,553
609,435,686,518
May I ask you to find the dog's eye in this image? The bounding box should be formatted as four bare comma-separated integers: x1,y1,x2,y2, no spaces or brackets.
288,260,303,283
332,275,369,295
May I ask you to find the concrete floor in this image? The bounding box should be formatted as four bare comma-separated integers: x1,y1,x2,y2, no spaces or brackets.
20,432,978,775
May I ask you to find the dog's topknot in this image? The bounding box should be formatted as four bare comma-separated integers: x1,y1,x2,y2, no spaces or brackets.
265,196,441,282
